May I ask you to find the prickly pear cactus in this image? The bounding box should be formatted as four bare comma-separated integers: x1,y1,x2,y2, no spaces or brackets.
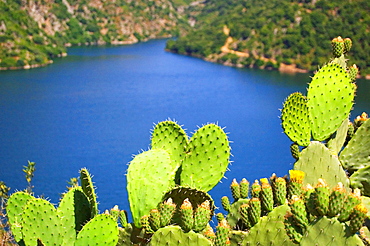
180,124,230,192
21,198,64,246
300,217,364,246
240,205,295,246
58,187,92,245
75,214,119,246
294,141,349,189
341,118,370,172
6,191,33,243
80,168,98,217
350,166,370,196
307,63,355,142
327,118,349,155
281,92,311,147
148,225,212,246
127,149,176,227
151,120,188,168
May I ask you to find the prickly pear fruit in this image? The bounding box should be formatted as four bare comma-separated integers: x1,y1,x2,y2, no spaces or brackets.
159,198,176,227
331,36,345,58
338,189,362,222
260,178,273,214
239,204,251,229
149,209,161,232
248,198,261,226
221,196,231,213
288,170,304,199
290,143,300,160
327,182,347,217
240,178,249,198
230,179,241,201
251,180,261,198
180,198,194,232
349,203,368,235
348,64,359,82
214,219,230,246
289,195,308,228
272,176,287,206
194,200,212,232
343,37,352,54
313,179,330,216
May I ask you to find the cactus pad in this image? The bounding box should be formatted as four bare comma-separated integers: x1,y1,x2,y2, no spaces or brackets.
180,124,230,192
21,198,64,246
307,63,355,141
80,168,98,217
127,149,176,227
327,118,349,155
241,205,295,246
149,225,212,246
300,217,364,245
340,119,370,172
294,141,349,189
350,166,370,196
151,120,188,168
75,214,119,246
6,191,33,243
281,92,311,146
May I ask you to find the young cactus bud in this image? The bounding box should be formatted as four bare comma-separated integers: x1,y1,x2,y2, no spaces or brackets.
260,178,273,214
119,210,128,228
313,179,330,216
251,180,261,198
349,203,368,235
159,198,176,227
141,215,154,234
230,179,241,201
240,203,251,229
290,143,300,160
109,205,120,221
338,188,362,222
180,198,194,232
343,38,352,54
354,112,368,129
240,178,249,198
221,196,231,213
203,224,216,242
303,184,320,217
248,197,261,226
331,36,345,58
288,170,305,199
284,213,303,244
348,64,359,83
273,177,287,206
289,195,309,228
214,219,230,246
216,212,224,223
194,200,212,232
149,209,161,231
327,182,347,217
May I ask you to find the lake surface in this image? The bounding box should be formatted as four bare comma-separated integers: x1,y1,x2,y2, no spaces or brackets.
1,39,369,218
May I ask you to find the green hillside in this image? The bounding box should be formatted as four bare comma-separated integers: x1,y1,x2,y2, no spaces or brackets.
166,0,370,76
0,0,185,69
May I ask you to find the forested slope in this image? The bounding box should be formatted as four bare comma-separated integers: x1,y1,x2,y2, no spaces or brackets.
166,0,370,76
0,0,186,69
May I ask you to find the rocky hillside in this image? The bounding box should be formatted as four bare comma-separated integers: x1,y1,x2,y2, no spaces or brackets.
0,0,187,69
166,0,370,76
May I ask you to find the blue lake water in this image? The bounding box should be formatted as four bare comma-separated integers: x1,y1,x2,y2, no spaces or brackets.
1,39,369,218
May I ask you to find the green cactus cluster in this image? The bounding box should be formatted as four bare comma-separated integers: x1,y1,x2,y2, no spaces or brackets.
3,36,370,246
6,168,119,246
127,121,230,227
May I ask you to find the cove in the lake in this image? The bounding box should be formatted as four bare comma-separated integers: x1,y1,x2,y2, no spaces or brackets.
1,39,369,217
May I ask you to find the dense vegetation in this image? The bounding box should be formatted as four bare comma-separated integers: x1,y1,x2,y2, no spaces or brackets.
166,0,370,75
0,0,185,69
